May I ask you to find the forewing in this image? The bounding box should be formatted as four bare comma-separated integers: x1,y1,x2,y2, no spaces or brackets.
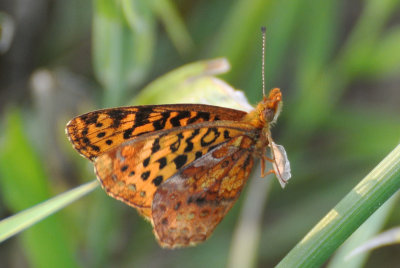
93,122,255,220
66,104,246,160
151,135,255,248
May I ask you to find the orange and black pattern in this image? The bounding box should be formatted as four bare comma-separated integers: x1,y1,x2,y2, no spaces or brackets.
66,88,284,248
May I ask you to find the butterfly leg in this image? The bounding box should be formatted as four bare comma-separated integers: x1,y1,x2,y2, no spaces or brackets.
260,155,276,177
260,155,289,188
261,168,275,178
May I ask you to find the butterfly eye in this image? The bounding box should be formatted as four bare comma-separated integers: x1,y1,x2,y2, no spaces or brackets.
263,108,276,123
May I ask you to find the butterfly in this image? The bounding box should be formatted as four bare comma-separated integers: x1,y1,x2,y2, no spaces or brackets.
65,87,291,248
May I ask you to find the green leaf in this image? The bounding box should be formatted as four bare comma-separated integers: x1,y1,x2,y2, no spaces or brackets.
0,180,99,243
367,26,400,77
93,0,155,106
346,225,400,260
327,194,398,268
276,144,400,268
132,58,253,111
149,0,194,55
0,109,80,268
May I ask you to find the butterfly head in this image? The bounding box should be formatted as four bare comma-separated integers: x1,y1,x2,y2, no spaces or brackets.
260,88,282,124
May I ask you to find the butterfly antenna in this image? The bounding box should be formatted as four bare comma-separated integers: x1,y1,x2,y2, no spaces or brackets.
261,26,266,97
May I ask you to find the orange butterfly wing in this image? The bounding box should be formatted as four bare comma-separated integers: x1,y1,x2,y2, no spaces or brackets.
93,121,257,221
66,88,289,248
66,104,246,160
152,135,255,248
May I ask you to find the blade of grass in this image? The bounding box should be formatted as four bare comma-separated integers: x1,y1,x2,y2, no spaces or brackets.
327,193,398,268
90,1,156,265
212,0,273,66
93,0,155,106
340,0,400,79
0,180,99,243
276,144,400,268
0,109,80,268
347,226,400,259
149,0,194,55
213,0,302,101
293,0,336,99
285,0,400,143
227,163,272,268
367,26,400,77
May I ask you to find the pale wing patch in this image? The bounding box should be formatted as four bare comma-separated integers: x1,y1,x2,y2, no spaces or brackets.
271,141,291,188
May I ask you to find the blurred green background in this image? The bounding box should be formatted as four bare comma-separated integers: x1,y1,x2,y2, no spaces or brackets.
1,0,400,267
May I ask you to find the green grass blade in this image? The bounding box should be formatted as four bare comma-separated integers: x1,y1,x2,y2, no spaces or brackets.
227,164,272,268
367,26,400,77
211,0,272,64
327,194,398,268
0,180,99,243
0,109,81,268
276,144,400,268
347,225,400,259
150,0,194,55
293,0,336,93
93,0,155,106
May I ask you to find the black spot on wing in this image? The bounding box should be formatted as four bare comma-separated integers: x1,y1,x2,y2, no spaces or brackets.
170,111,191,127
152,175,164,186
184,129,200,153
200,127,220,147
107,110,129,128
195,151,202,160
97,132,106,138
122,107,154,139
157,157,167,169
173,154,187,169
81,113,99,125
186,196,208,205
141,171,150,180
170,133,183,152
187,112,210,124
151,138,161,153
123,128,134,139
195,197,206,206
223,130,231,139
153,111,170,131
143,157,150,167
221,160,230,168
174,201,181,210
134,107,153,126
91,145,100,153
